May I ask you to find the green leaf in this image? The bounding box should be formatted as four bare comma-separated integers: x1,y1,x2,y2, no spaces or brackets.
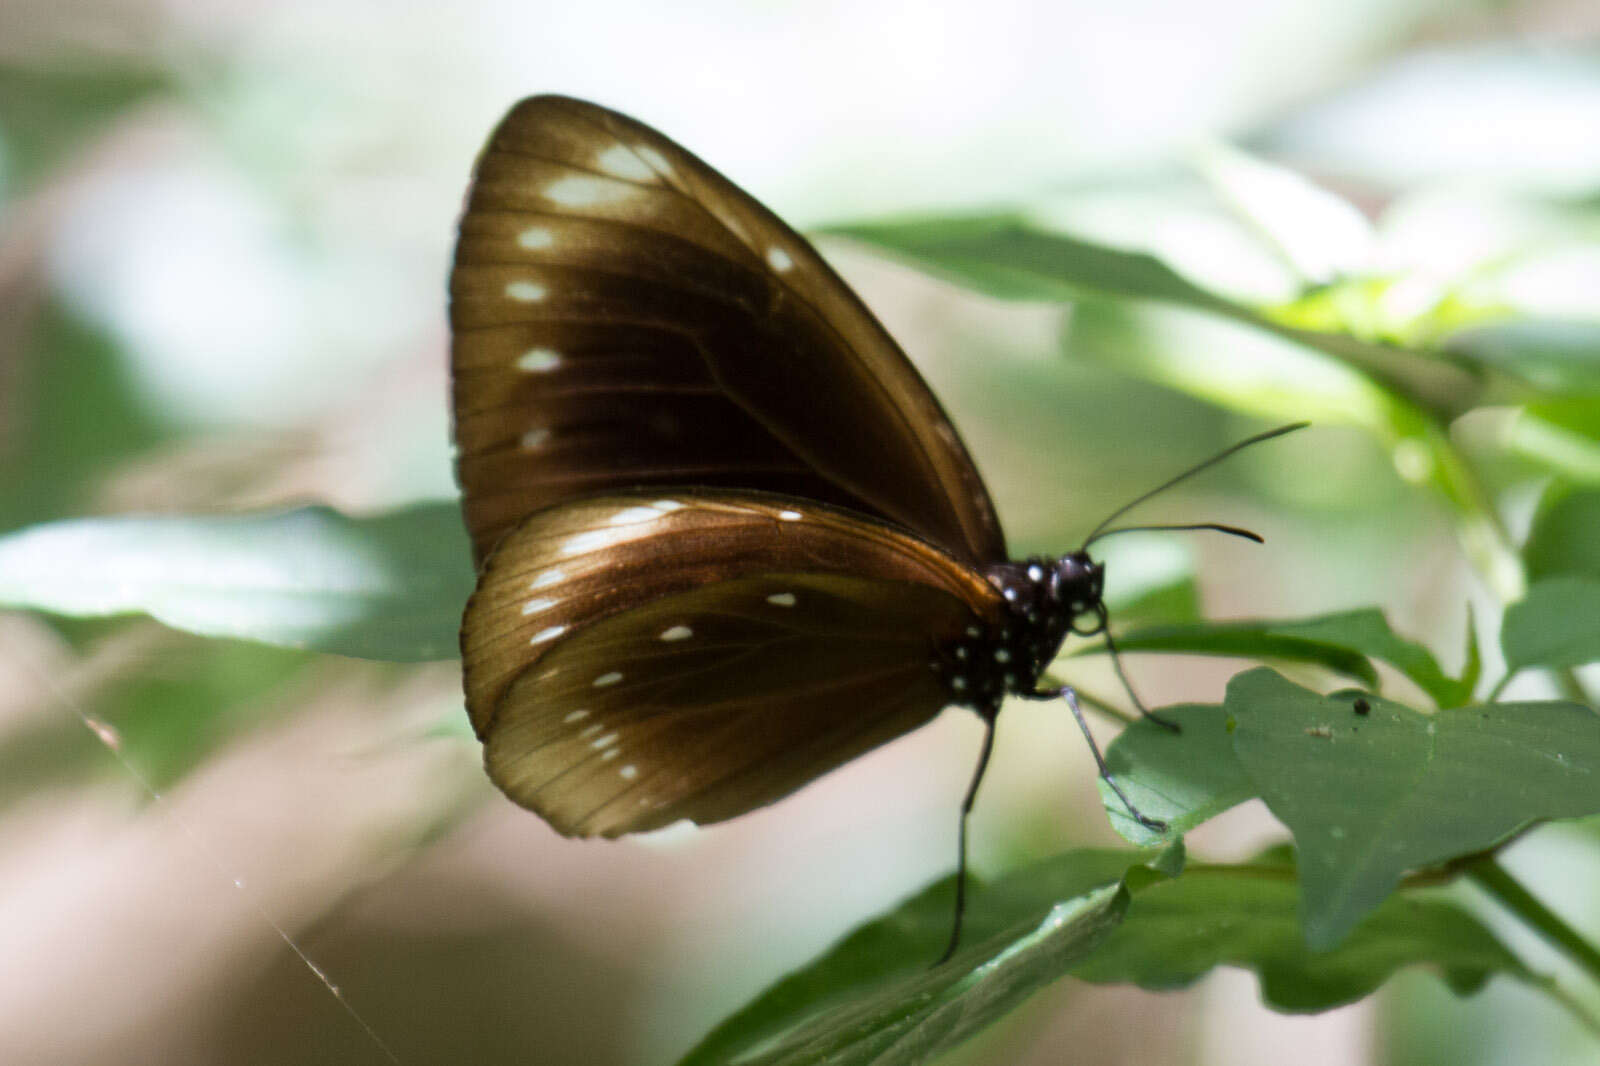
1444,320,1600,393
1511,397,1600,484
0,301,173,533
0,504,474,661
1074,864,1535,1010
829,213,1482,419
1225,668,1600,950
1102,608,1475,706
1098,704,1255,846
1525,489,1600,580
0,62,170,193
677,850,1146,1066
1090,620,1381,688
1268,608,1476,707
1501,576,1600,675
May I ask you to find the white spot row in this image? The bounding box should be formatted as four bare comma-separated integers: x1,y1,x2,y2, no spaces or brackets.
767,247,794,272
529,625,565,645
777,509,802,521
518,226,555,250
593,671,624,688
660,625,692,642
516,348,561,373
596,144,657,182
591,732,619,750
522,597,558,615
767,592,796,607
543,175,634,208
505,281,546,303
520,427,551,450
563,709,590,723
530,569,565,590
619,764,638,781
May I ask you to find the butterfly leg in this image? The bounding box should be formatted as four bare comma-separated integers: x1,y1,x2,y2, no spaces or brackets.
1032,685,1168,833
936,710,998,966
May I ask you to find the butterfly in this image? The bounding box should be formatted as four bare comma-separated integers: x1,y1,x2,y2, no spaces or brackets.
449,95,1296,959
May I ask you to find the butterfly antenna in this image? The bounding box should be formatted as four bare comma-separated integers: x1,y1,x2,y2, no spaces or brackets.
1088,522,1263,545
1080,422,1308,550
936,714,998,966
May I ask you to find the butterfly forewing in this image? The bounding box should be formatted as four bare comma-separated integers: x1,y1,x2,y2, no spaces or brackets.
449,95,1004,564
460,493,1004,835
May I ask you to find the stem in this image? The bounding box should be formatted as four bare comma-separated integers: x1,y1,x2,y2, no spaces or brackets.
1543,980,1600,1041
1466,855,1600,989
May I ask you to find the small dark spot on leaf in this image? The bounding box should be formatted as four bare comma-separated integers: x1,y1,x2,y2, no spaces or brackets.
1353,696,1370,716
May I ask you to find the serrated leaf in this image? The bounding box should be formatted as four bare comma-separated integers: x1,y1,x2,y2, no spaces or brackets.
0,504,474,661
1501,576,1600,675
1225,668,1600,949
677,850,1147,1066
1073,865,1534,1010
1098,704,1255,846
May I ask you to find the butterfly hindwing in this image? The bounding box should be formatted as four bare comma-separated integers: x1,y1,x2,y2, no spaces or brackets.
460,493,1004,836
449,95,1004,565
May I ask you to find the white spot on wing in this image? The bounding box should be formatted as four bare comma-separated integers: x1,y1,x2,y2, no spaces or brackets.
600,747,620,761
522,597,558,615
619,764,639,780
579,723,603,738
591,732,619,750
651,499,684,511
660,625,693,642
777,509,802,521
563,709,590,723
635,146,672,174
505,281,547,302
767,592,797,607
609,506,667,526
561,528,629,555
767,247,794,272
593,671,624,688
520,427,551,450
529,625,566,644
596,144,657,182
544,175,632,207
516,348,561,372
531,569,566,590
517,226,555,250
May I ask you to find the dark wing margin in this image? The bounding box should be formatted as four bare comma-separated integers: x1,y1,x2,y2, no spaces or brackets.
449,95,1004,565
459,492,1003,836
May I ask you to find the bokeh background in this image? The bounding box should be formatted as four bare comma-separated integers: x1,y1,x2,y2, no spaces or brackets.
3,1,1599,1063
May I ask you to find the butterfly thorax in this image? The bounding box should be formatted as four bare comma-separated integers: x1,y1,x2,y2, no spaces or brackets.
933,552,1106,718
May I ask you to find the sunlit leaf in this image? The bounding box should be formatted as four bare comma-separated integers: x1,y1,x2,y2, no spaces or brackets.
677,850,1143,1066
1225,668,1600,949
831,214,1483,419
1444,319,1600,393
0,504,474,661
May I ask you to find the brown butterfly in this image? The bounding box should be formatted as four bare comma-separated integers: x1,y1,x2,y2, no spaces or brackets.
449,95,1292,958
